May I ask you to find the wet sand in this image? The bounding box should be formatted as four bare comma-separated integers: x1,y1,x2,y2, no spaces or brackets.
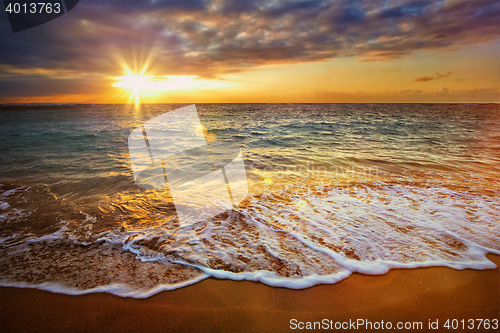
1,254,499,332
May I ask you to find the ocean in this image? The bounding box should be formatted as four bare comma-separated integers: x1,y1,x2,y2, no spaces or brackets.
1,103,499,297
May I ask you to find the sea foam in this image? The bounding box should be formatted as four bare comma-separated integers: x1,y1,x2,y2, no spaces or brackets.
1,170,498,297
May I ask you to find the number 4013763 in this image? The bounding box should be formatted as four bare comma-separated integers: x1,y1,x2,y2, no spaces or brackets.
443,319,499,330
5,2,61,14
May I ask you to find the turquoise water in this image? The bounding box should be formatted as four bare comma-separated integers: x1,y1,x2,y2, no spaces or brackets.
1,103,499,297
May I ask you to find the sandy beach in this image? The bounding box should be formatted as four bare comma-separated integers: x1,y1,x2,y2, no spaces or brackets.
1,254,498,332
2,0,500,331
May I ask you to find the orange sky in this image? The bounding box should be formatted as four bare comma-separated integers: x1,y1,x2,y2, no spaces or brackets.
1,0,499,103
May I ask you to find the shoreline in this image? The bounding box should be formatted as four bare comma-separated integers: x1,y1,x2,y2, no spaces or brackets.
1,254,498,332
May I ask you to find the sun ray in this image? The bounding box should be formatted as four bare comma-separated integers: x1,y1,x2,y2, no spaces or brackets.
111,59,232,104
111,63,150,106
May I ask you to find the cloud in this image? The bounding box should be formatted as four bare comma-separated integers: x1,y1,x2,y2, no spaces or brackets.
435,71,452,79
414,71,452,82
414,75,434,82
1,0,499,100
377,1,432,19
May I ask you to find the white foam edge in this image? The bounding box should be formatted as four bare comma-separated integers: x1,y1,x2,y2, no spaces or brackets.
172,244,497,291
288,227,498,274
245,212,498,275
172,260,353,289
2,207,497,296
0,272,209,299
6,209,499,275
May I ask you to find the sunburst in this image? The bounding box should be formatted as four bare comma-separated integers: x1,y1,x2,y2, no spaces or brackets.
112,63,151,106
112,60,231,105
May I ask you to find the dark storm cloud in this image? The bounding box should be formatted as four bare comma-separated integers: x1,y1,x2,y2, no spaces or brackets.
1,0,499,96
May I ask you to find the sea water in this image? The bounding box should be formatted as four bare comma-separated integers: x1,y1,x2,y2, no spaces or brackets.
1,103,499,297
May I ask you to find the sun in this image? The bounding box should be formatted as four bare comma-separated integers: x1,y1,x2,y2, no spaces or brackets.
112,64,152,105
112,61,232,104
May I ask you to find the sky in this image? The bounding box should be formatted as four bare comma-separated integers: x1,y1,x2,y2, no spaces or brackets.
1,0,499,104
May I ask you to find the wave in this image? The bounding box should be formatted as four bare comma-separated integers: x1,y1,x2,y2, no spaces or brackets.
1,168,499,298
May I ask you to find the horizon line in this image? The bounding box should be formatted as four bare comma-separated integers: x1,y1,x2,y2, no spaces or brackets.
2,102,499,106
